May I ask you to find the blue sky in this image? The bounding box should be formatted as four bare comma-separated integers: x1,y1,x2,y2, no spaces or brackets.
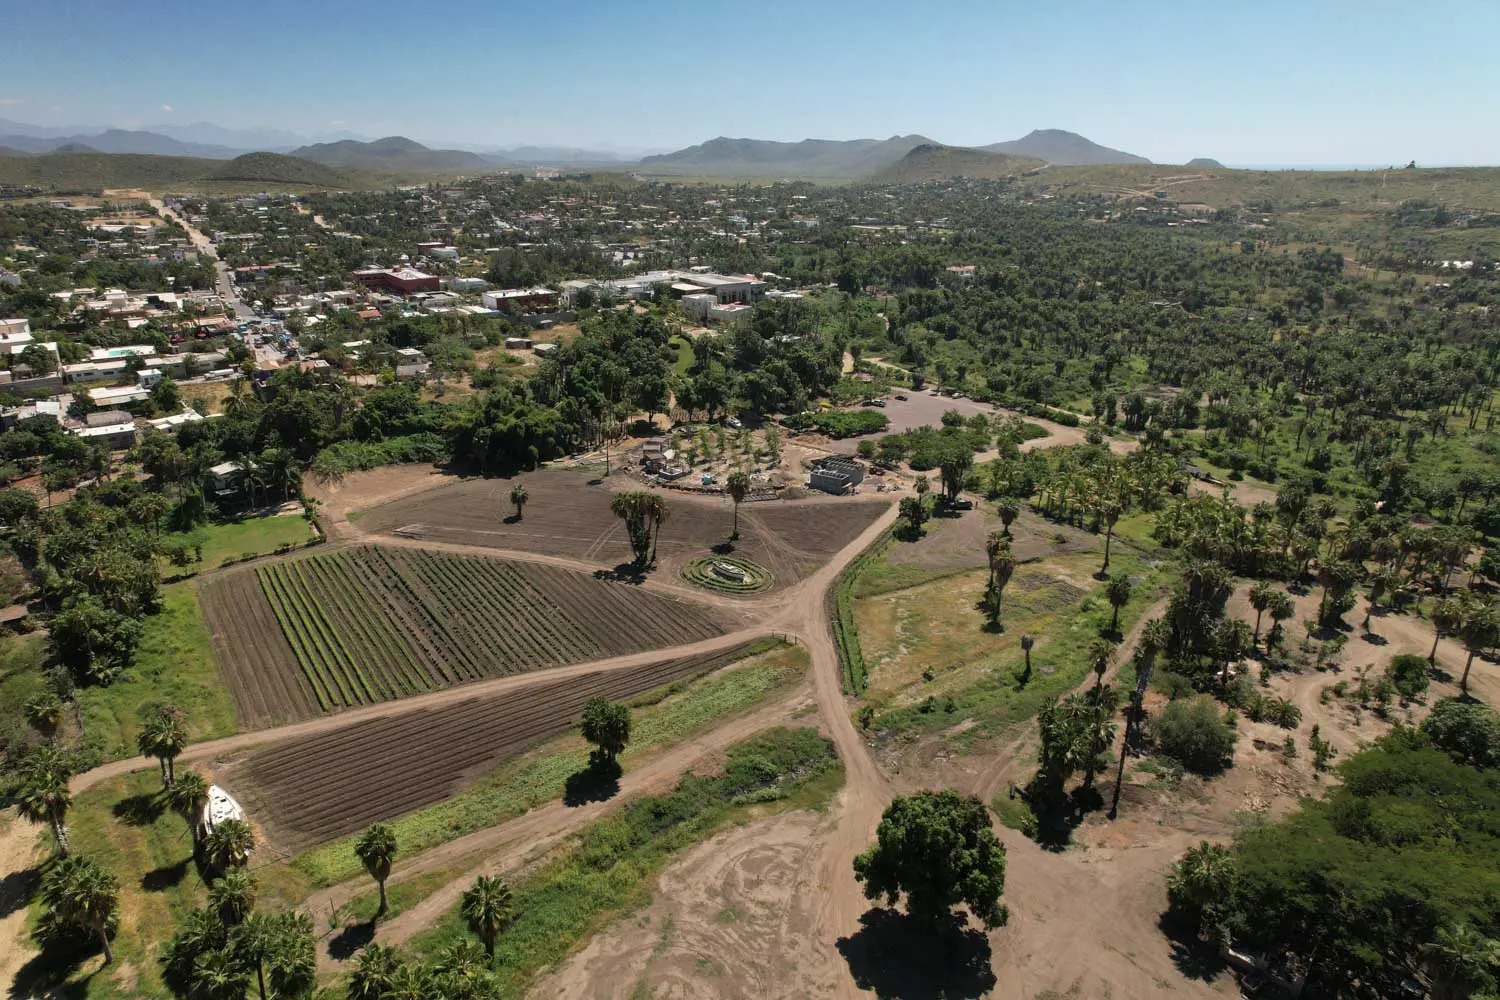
2,0,1498,164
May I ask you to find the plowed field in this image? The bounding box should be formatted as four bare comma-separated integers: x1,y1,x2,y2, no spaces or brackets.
231,643,762,850
204,546,731,726
354,469,889,588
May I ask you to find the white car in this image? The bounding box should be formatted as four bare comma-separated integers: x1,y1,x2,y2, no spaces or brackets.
726,416,742,429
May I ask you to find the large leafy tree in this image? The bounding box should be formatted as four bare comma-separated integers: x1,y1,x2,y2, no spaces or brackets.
356,823,398,919
852,789,1009,929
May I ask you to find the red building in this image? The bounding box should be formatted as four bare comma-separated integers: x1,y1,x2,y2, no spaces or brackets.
352,267,440,296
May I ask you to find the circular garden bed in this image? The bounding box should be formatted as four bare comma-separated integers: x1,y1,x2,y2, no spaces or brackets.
681,555,773,595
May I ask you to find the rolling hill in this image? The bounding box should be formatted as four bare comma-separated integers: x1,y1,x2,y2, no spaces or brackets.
984,129,1149,165
870,144,1045,183
0,128,245,159
0,150,354,191
291,136,491,173
1187,157,1226,168
637,135,936,179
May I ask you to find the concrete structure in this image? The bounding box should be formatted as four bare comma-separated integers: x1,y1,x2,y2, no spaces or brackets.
61,359,131,383
145,409,212,432
209,461,244,494
71,410,138,448
810,456,865,495
482,287,559,313
445,276,489,292
0,318,33,356
504,336,533,349
88,384,151,407
562,269,765,306
352,267,440,295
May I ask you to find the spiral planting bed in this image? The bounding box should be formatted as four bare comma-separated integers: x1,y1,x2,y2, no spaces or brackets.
681,555,773,595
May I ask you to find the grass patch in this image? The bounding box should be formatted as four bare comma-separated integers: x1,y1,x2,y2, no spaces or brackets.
830,529,894,693
680,556,773,594
17,770,208,999
853,548,1168,743
991,792,1037,834
162,513,316,575
402,727,842,997
75,581,237,763
290,644,808,887
668,335,695,376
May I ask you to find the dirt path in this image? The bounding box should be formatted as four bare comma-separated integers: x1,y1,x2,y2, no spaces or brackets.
0,813,46,988
320,690,814,966
69,626,777,795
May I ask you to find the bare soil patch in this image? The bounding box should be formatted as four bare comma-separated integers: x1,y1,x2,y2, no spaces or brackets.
227,643,765,852
354,468,889,590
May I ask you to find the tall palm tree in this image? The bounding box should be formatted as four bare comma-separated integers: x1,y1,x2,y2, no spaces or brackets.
233,911,278,1000
17,747,73,856
165,770,210,854
509,483,528,520
725,470,750,540
204,817,255,872
460,874,514,957
208,867,257,926
1105,574,1132,633
355,823,398,919
1458,600,1499,694
1019,634,1034,680
1432,596,1466,665
1099,499,1124,574
40,855,118,963
137,710,188,787
646,492,668,566
984,530,1007,590
1088,637,1118,688
986,540,1016,628
1247,581,1276,647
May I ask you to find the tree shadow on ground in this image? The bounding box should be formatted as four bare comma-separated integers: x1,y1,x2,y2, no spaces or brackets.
112,793,165,827
836,908,996,999
1028,784,1104,851
0,860,47,918
502,514,521,525
594,565,646,585
326,920,376,961
7,934,100,999
711,540,735,556
564,758,621,807
141,857,190,893
1157,909,1227,982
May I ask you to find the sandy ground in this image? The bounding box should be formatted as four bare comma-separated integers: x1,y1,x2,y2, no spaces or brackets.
0,814,46,989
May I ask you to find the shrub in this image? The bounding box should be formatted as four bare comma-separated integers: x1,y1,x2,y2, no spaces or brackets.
1387,654,1430,699
1152,695,1238,775
784,409,888,439
1152,670,1196,701
1421,698,1500,769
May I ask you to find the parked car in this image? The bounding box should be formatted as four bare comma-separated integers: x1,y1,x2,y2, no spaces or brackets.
726,416,742,429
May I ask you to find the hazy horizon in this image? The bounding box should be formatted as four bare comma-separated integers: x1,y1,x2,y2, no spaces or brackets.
3,0,1499,166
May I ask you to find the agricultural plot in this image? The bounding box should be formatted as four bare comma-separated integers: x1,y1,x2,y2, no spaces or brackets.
205,545,731,724
232,644,763,850
355,468,889,588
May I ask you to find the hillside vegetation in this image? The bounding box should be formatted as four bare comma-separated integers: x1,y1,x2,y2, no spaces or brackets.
0,150,357,192
290,136,491,174
871,144,1045,183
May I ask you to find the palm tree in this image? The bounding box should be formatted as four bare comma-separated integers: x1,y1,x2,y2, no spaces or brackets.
17,747,73,856
233,911,278,1000
355,823,398,919
1019,634,1034,681
350,944,404,1000
40,855,118,963
165,770,210,854
1088,637,1117,688
725,470,750,540
509,483,528,520
984,530,1007,591
204,817,255,871
985,540,1016,629
23,691,64,742
1248,581,1276,647
1166,841,1237,943
1458,601,1499,694
460,874,515,957
1422,923,1500,1000
1099,499,1124,575
1267,591,1297,648
208,867,256,926
611,491,655,566
1432,596,1466,665
997,498,1020,537
137,709,188,787
1105,574,1132,633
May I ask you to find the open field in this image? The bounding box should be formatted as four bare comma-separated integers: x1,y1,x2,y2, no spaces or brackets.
353,468,890,588
228,642,775,851
204,544,731,726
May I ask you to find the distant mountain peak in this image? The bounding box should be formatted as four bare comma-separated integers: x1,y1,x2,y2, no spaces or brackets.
984,129,1149,166
291,136,491,174
1186,157,1225,168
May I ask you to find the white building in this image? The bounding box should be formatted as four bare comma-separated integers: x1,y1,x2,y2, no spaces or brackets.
88,384,151,407
0,318,34,356
561,269,765,306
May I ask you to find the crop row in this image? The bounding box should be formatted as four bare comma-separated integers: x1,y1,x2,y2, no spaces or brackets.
253,545,728,713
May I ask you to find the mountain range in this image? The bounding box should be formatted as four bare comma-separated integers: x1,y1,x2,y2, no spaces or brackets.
290,136,493,173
